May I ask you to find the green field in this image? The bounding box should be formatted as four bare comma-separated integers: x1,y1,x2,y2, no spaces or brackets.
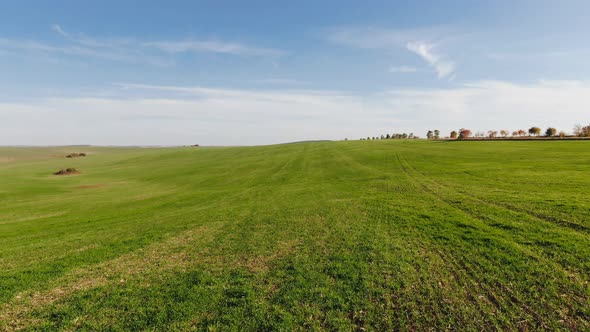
1,141,589,330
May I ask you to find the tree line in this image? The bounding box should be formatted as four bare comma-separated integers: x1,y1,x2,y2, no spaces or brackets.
360,133,416,140
441,124,590,139
357,124,590,141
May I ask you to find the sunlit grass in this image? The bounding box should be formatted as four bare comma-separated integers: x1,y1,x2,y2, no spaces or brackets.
1,141,589,330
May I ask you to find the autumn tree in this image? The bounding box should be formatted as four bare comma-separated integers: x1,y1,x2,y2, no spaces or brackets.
511,130,518,137
450,131,458,139
500,130,508,137
545,127,557,137
528,127,541,136
458,128,472,139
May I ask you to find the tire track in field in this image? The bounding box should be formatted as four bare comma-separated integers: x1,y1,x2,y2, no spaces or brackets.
398,152,590,280
393,154,529,326
403,155,589,234
455,169,590,232
395,153,589,329
394,154,556,322
357,150,507,327
396,153,589,260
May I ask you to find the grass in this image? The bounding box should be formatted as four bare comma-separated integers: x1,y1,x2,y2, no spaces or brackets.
0,140,589,330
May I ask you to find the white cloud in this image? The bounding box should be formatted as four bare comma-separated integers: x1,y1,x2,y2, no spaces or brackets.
324,26,457,79
249,78,309,85
0,25,282,67
1,80,589,145
144,40,284,56
406,42,455,78
51,24,67,37
0,37,173,67
389,66,417,73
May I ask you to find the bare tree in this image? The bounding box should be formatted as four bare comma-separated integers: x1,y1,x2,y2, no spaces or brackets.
574,124,590,137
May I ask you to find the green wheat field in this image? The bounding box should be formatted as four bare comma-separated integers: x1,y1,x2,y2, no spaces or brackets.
1,140,589,330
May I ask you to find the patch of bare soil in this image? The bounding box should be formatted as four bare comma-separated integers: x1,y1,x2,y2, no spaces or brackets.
66,153,87,158
54,168,80,176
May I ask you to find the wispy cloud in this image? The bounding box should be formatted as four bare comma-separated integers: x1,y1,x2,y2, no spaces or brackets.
250,78,309,85
324,26,456,79
406,42,455,78
487,49,590,60
144,40,284,56
0,25,173,67
389,66,417,73
0,24,283,67
51,24,67,37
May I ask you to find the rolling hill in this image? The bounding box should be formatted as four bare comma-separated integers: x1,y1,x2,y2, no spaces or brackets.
1,140,589,330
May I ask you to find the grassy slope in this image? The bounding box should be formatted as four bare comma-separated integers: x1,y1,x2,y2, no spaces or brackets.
0,141,589,330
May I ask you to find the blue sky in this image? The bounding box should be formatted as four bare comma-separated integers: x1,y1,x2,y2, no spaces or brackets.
1,1,590,145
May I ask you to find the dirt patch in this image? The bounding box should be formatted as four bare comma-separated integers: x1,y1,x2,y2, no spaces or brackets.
66,153,87,158
240,239,301,273
54,168,80,176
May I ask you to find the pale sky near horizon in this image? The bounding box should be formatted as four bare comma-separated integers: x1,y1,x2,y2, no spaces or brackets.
1,1,590,145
